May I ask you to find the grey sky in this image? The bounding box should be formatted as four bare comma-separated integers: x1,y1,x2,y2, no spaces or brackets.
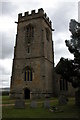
0,0,79,88
2,33,14,59
2,2,17,15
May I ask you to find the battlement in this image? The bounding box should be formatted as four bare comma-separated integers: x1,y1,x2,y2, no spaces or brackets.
18,8,52,26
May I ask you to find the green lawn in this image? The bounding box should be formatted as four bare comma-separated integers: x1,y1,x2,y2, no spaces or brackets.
2,96,80,119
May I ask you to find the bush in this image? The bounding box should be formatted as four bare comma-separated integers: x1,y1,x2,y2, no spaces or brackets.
2,91,9,96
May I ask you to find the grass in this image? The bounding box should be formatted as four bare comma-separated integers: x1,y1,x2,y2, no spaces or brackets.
2,96,80,119
2,96,56,104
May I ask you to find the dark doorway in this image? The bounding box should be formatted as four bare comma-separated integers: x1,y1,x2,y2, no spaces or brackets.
24,88,30,99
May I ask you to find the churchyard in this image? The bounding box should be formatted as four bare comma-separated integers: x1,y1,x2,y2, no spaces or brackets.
2,96,80,119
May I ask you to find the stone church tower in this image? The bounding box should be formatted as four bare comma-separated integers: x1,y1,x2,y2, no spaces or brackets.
10,8,54,99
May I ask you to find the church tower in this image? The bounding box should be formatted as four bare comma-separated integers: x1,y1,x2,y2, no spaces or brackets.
10,8,54,99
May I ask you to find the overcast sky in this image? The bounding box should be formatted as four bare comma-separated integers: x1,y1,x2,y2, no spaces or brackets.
0,0,79,88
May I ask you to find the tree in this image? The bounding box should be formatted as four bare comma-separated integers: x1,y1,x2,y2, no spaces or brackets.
55,19,80,106
65,19,80,88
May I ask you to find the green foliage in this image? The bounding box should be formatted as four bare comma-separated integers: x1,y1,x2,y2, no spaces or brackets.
55,19,80,88
2,91,9,96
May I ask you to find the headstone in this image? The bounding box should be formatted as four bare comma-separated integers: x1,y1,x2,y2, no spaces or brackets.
58,95,68,105
30,100,37,108
44,99,50,108
15,99,25,108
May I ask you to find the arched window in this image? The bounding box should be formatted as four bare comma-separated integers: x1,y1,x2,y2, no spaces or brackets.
24,66,33,81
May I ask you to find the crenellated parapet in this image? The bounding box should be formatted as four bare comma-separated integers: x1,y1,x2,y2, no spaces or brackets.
18,8,52,27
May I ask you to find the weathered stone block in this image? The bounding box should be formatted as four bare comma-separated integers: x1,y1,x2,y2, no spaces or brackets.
44,99,50,108
58,95,68,105
15,99,25,108
30,100,37,108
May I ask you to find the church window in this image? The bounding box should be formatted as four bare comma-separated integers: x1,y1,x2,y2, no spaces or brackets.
30,71,32,81
27,70,30,81
60,78,68,91
24,66,33,81
65,80,68,90
25,24,34,43
46,28,50,41
24,71,26,81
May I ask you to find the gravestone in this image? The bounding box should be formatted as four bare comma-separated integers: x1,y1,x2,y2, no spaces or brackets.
58,95,68,105
30,100,37,108
44,99,50,108
15,99,25,108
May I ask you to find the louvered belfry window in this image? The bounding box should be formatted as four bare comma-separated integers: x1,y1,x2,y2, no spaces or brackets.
26,24,34,43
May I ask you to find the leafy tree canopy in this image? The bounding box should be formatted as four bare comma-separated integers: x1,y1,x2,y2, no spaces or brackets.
55,19,80,88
